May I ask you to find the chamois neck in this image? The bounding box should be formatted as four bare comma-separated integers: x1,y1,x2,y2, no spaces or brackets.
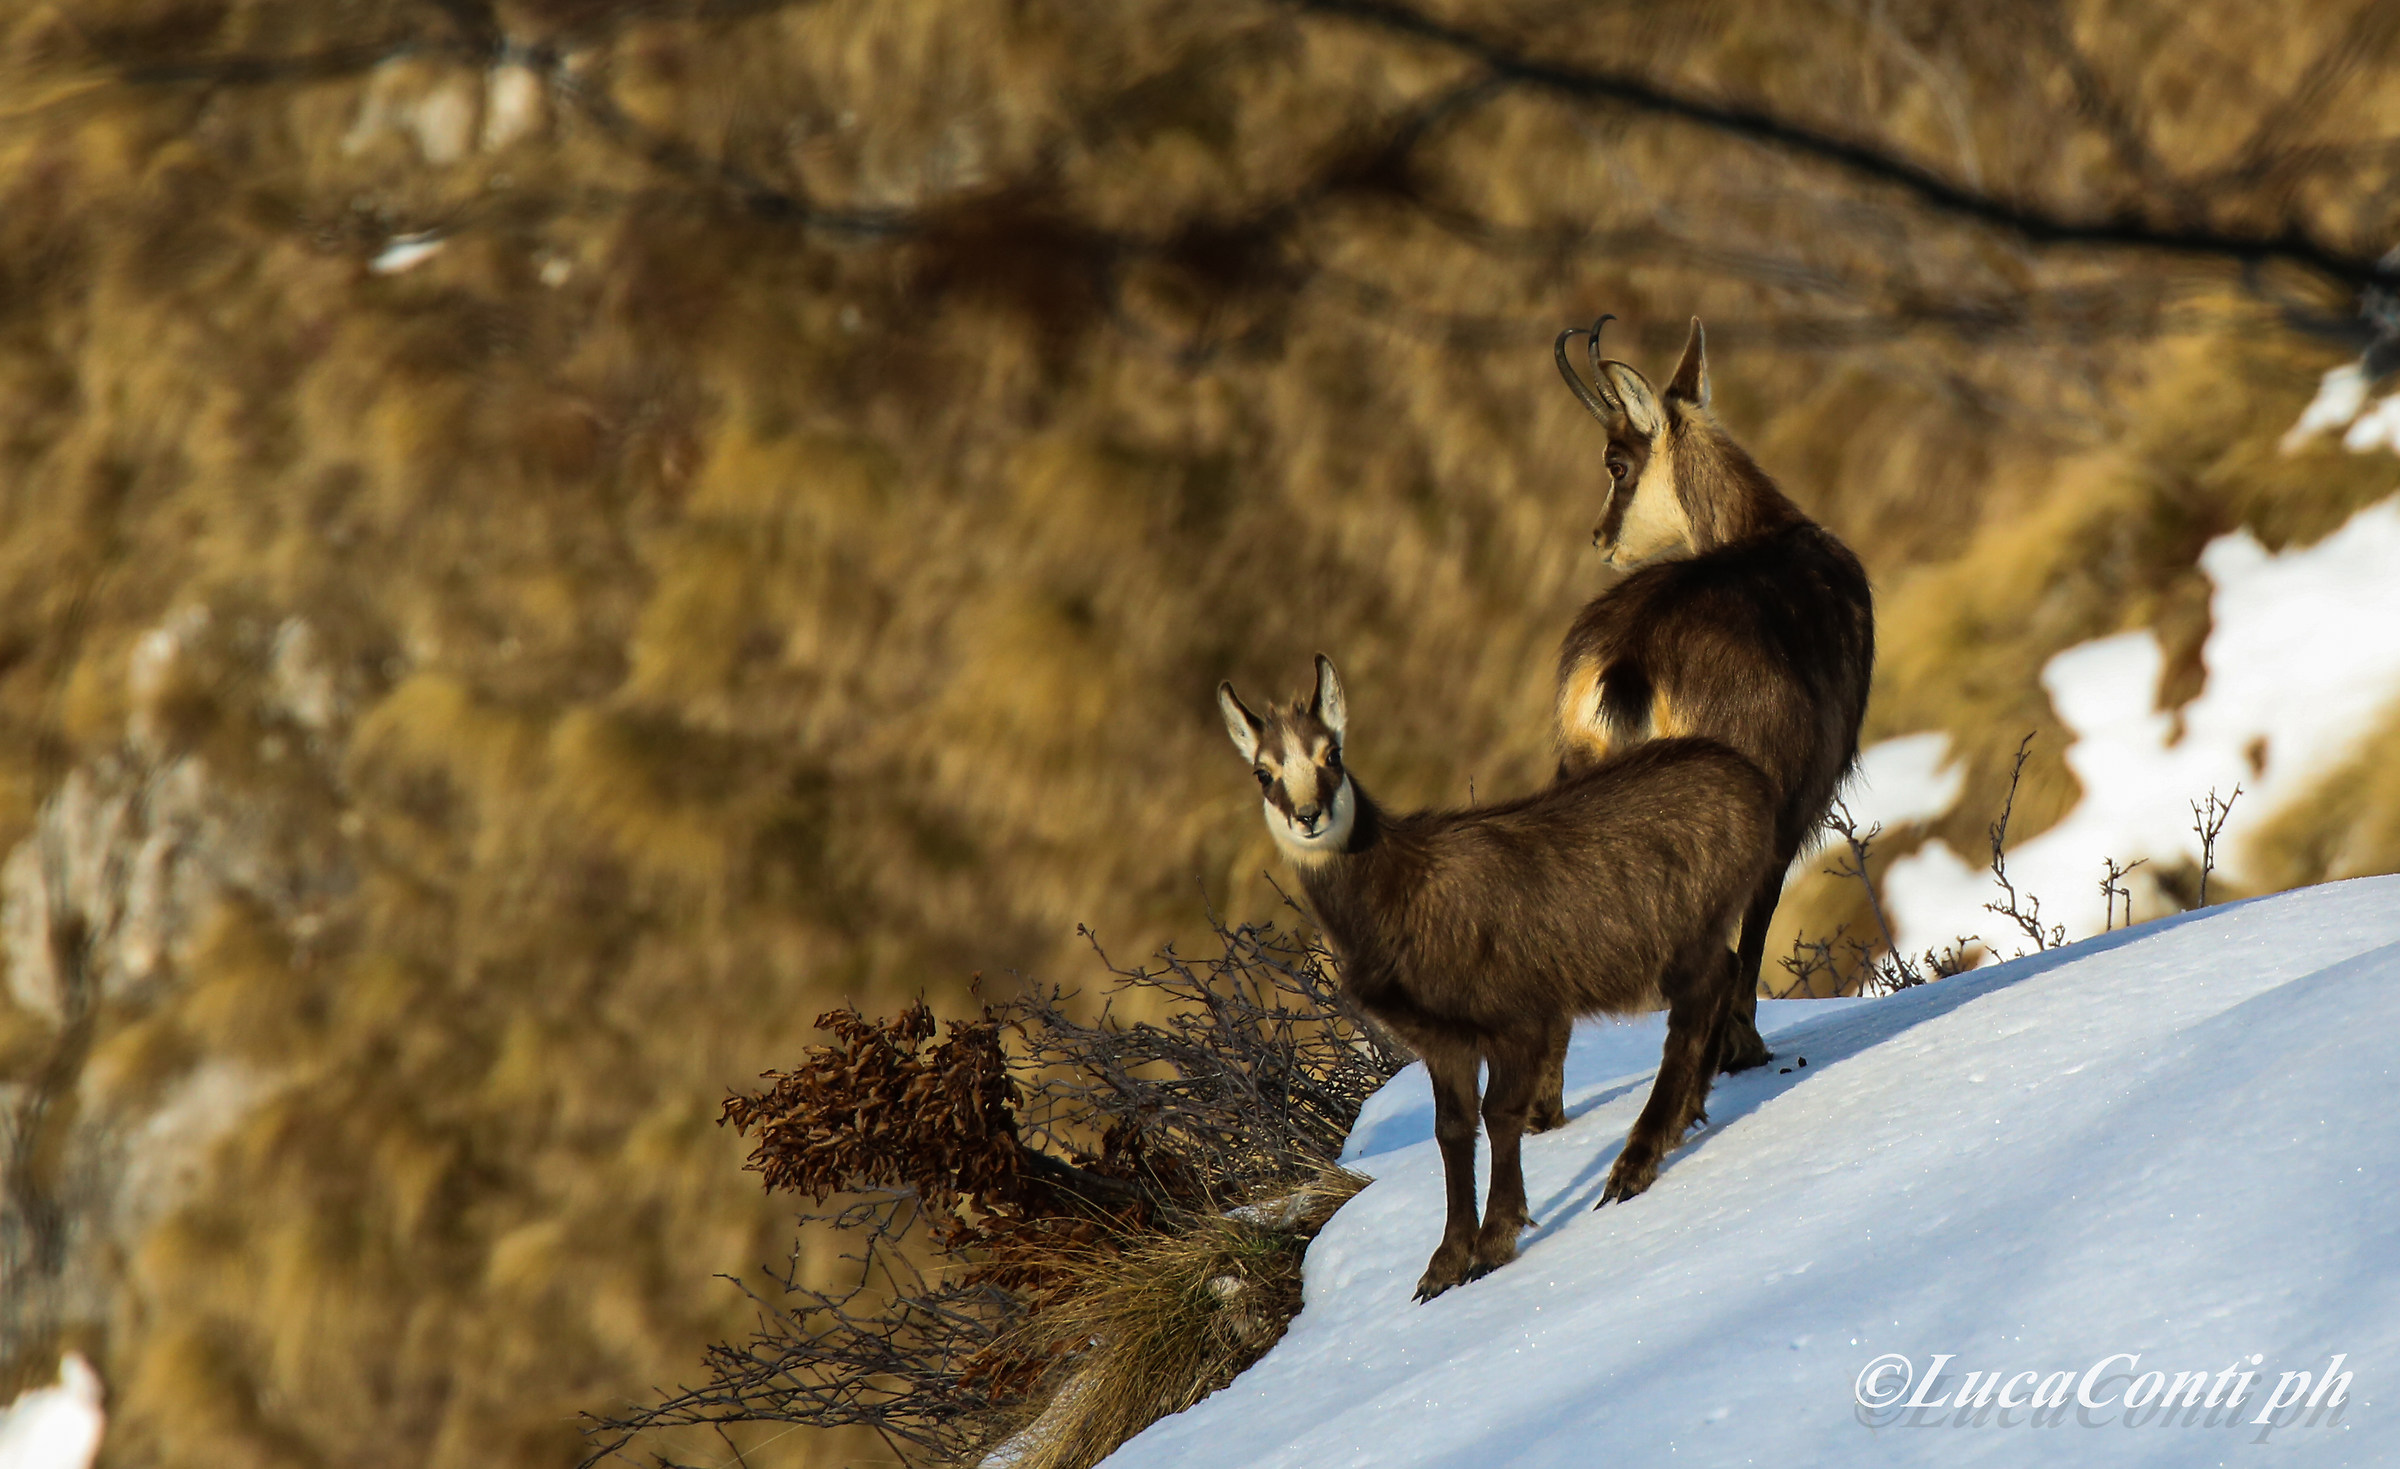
1678,419,1809,552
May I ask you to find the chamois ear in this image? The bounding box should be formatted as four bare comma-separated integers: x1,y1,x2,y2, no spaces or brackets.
1310,655,1348,741
1218,681,1263,762
1666,317,1709,409
1600,363,1665,438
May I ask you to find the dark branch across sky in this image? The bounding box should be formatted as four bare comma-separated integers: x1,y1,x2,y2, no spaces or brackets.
1284,0,2399,293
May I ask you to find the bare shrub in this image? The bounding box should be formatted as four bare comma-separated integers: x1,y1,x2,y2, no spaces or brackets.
578,916,1404,1469
1776,796,1978,997
2190,785,2243,907
1983,733,2066,952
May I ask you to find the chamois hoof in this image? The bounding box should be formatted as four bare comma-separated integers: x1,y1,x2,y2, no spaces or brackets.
1717,1017,1772,1074
1597,1149,1659,1208
1413,1269,1461,1303
1467,1222,1522,1279
1414,1246,1476,1302
1527,1096,1570,1134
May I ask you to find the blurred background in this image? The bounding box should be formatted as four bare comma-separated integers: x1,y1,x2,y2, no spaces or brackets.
1,0,2397,1464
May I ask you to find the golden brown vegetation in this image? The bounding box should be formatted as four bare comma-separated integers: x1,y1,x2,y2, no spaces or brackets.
0,1,2395,1465
585,920,1396,1468
988,1170,1368,1469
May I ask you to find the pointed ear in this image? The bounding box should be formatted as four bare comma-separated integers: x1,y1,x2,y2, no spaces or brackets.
1666,317,1709,409
1311,655,1348,741
1218,681,1263,762
1601,364,1664,437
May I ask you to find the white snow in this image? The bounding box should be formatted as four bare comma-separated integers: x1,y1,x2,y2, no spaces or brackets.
1872,494,2400,957
1837,731,1963,835
2343,396,2400,455
2283,364,2372,453
2284,360,2400,456
0,1355,103,1469
1104,876,2400,1468
369,233,446,275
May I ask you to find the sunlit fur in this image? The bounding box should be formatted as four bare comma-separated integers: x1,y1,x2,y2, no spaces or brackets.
1554,315,1876,1086
1218,656,1776,1300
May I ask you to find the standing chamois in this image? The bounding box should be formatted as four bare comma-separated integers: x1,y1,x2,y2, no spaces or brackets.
1545,314,1875,1092
1219,657,1774,1300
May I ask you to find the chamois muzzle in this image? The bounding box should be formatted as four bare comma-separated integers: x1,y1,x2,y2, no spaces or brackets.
1554,312,1624,425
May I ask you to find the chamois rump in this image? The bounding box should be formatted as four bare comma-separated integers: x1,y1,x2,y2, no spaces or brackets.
1545,314,1875,1093
1218,656,1774,1301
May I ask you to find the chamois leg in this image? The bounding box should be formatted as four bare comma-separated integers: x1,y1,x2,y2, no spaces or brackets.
1720,866,1786,1073
1413,1039,1485,1302
1601,950,1735,1206
1468,1032,1545,1280
1526,1019,1571,1134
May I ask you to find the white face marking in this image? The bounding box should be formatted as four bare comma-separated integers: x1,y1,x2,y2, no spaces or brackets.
1603,440,1692,568
1265,778,1354,865
1261,726,1354,865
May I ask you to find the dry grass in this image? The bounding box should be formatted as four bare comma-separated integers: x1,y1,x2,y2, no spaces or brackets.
991,1170,1370,1469
0,2,2391,1466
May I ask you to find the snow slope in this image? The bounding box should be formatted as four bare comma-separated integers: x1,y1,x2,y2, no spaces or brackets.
1103,877,2399,1468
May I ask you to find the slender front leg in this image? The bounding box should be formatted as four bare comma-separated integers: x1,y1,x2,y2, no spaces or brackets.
1722,870,1784,1072
1526,1018,1571,1133
1414,1040,1484,1302
1469,1032,1545,1280
1602,948,1735,1206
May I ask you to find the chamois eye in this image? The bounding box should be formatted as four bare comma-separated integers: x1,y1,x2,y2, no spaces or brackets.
1606,457,1628,482
1323,745,1341,771
1254,767,1272,788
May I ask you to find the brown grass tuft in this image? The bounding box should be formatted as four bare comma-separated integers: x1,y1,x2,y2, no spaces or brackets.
993,1169,1370,1469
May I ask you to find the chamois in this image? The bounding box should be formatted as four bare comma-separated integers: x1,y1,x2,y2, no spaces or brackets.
1219,657,1774,1300
1547,314,1875,1087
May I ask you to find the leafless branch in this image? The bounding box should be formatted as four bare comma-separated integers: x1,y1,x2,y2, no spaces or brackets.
1984,732,2065,952
2190,784,2243,906
2098,854,2149,931
1280,0,2400,292
580,913,1402,1469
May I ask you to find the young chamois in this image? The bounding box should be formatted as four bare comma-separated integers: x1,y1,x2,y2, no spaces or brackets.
1218,657,1773,1301
1545,315,1875,1093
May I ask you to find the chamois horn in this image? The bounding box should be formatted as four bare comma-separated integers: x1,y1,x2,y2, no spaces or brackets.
1554,313,1623,424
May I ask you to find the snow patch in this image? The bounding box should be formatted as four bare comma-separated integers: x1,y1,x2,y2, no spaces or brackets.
1104,877,2400,1467
1841,731,1963,833
2283,359,2400,456
369,233,445,275
0,1355,103,1469
1879,495,2400,956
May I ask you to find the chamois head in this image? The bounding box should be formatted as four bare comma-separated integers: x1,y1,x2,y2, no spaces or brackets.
1556,314,1791,567
1218,654,1355,865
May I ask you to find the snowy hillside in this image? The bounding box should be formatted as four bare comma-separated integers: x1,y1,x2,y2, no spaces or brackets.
1843,491,2400,957
1103,877,2397,1468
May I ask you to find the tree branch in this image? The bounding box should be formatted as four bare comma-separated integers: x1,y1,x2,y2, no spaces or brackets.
1279,0,2399,290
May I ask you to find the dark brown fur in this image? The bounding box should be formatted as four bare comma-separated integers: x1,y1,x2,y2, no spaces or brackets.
1221,661,1774,1300
1551,318,1875,1091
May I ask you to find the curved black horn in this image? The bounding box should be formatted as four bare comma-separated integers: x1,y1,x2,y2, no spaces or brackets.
1554,312,1623,424
1585,312,1616,392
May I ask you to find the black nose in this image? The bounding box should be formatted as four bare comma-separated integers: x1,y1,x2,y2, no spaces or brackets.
1294,806,1322,832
